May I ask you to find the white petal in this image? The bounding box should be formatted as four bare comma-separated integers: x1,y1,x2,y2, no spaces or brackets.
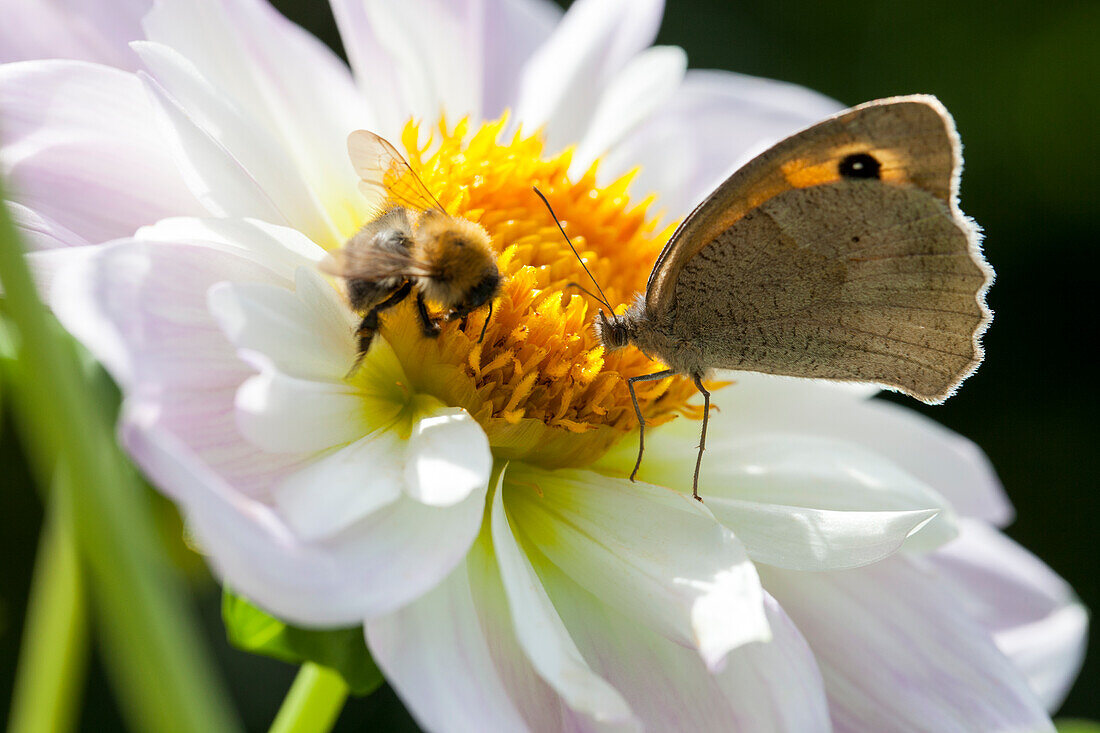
332,0,560,130
123,404,486,623
930,520,1088,711
142,0,371,239
135,217,327,277
761,558,1055,732
206,268,357,382
140,72,289,227
600,427,956,569
0,0,148,69
272,424,405,541
701,376,1013,526
514,0,665,149
571,45,687,175
490,468,637,727
404,407,493,507
505,464,769,670
133,42,342,244
0,60,202,243
366,551,548,733
536,557,830,731
234,370,376,455
603,68,842,217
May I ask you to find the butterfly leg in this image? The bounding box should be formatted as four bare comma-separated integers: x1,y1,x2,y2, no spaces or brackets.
354,280,412,356
415,291,441,338
626,370,675,482
691,374,710,503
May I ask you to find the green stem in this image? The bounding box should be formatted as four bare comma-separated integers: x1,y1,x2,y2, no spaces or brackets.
0,178,240,733
269,664,349,733
7,485,88,733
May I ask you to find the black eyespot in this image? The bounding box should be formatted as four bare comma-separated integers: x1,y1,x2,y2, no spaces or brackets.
838,152,881,180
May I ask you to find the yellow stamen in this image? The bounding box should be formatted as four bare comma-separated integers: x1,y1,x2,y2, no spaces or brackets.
368,116,700,467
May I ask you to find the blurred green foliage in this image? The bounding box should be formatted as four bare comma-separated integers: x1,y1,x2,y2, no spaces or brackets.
1,0,1095,730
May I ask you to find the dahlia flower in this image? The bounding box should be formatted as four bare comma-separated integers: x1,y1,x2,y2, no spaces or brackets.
0,0,1086,730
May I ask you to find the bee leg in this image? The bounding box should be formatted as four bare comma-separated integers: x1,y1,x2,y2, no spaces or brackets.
625,369,675,484
353,281,412,355
477,302,493,344
690,374,710,503
415,291,441,338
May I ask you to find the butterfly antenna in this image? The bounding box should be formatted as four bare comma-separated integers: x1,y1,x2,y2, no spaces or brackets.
532,187,613,312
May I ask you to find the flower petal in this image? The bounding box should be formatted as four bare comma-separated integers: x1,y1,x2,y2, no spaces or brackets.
505,463,769,670
695,376,1014,527
600,426,957,569
206,268,357,383
536,558,831,731
123,404,487,623
404,406,493,507
331,0,561,130
602,69,842,217
0,0,148,69
6,202,89,249
514,0,665,149
141,0,371,239
761,558,1055,732
366,547,555,733
46,228,315,497
272,424,405,541
0,60,203,245
490,468,637,727
571,45,687,176
930,520,1089,711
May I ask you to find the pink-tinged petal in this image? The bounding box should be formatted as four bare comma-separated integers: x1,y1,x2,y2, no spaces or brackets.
683,374,1013,526
505,464,769,671
141,0,372,239
571,46,687,175
930,520,1088,711
601,425,957,569
330,0,560,134
6,202,89,249
0,0,148,69
206,268,357,383
514,0,665,149
490,470,638,727
603,69,842,217
761,558,1054,732
366,548,557,733
46,228,316,497
536,558,831,732
0,60,203,245
122,404,487,624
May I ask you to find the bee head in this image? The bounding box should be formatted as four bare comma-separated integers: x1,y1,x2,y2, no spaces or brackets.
413,214,501,311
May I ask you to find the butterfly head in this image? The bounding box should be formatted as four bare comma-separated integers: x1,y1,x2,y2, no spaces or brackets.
595,310,631,352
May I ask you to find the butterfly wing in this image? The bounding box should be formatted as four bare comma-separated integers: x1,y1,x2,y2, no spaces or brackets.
651,96,991,402
347,129,448,217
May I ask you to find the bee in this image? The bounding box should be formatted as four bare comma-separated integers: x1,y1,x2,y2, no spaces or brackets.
324,130,502,357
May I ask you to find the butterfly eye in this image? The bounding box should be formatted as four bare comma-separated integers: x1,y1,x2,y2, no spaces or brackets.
839,152,882,179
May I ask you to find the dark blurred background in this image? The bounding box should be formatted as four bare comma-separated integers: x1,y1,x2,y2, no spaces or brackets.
2,0,1096,729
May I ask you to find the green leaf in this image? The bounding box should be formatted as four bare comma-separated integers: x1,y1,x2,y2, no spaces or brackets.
1056,720,1100,733
222,589,384,696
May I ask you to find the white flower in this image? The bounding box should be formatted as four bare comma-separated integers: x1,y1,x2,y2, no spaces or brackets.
1,0,1086,730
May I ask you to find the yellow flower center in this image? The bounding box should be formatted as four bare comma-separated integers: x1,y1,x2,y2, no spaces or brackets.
365,117,700,467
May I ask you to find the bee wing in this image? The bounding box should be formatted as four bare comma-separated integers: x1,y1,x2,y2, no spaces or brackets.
348,130,448,217
320,246,437,281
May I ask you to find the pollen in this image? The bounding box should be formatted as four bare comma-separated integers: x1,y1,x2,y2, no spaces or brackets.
371,117,700,467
